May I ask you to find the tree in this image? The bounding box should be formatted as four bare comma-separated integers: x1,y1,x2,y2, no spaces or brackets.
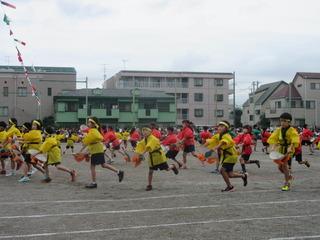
259,113,270,129
230,108,243,128
42,115,55,127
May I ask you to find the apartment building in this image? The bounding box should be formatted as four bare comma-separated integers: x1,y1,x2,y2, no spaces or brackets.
0,65,76,123
103,70,234,126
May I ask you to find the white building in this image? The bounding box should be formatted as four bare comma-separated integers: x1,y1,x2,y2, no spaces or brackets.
103,70,234,126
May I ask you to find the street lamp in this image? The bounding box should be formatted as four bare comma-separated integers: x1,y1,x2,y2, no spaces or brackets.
131,88,140,127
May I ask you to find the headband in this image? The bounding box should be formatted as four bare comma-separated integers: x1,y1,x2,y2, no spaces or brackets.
88,118,99,128
44,129,49,135
218,121,230,129
32,120,41,126
22,124,29,130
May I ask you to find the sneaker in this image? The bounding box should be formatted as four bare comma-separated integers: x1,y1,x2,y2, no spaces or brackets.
0,170,6,175
211,169,220,174
281,185,290,191
221,185,235,192
117,170,124,182
18,176,30,183
107,159,114,164
242,173,248,187
172,165,179,175
5,171,15,177
145,185,152,191
305,161,311,168
256,160,261,168
70,170,76,182
85,182,97,188
41,177,52,183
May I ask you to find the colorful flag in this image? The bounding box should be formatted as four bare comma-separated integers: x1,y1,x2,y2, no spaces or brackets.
3,14,10,25
1,1,16,9
14,38,26,46
15,47,23,63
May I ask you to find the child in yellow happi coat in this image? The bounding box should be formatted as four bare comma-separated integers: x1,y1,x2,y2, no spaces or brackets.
19,120,45,183
0,121,8,174
267,113,300,191
63,131,78,154
135,127,178,191
1,118,22,176
206,121,248,192
79,117,124,189
33,126,76,183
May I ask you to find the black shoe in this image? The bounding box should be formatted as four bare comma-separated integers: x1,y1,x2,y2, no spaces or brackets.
256,160,261,168
221,185,235,192
242,173,248,187
118,170,124,182
145,185,152,191
41,177,52,183
305,161,311,168
85,183,97,188
172,165,179,175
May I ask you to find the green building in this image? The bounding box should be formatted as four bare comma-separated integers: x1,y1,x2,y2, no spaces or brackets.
54,88,176,128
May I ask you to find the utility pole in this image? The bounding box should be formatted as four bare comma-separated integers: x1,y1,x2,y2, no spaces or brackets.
233,72,236,126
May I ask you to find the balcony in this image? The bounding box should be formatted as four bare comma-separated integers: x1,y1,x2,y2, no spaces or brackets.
55,112,78,123
91,109,107,118
138,109,158,119
106,109,120,119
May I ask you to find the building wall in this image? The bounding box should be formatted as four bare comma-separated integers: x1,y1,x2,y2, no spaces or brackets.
0,69,76,124
103,71,234,126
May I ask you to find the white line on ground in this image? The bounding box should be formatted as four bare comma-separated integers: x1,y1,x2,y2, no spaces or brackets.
269,235,320,240
1,199,319,220
0,188,315,206
1,214,320,239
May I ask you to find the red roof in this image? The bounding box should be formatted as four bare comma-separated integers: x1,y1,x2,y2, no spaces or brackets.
270,84,301,100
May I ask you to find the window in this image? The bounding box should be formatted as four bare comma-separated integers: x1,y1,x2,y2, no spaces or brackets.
194,78,203,87
135,77,149,88
3,87,8,97
118,76,134,88
0,106,8,116
216,94,224,102
176,93,188,104
194,109,203,117
310,83,320,90
66,102,77,112
158,102,170,112
306,100,315,109
215,78,224,86
17,87,27,97
249,97,253,103
176,78,189,88
255,110,260,115
216,110,224,117
249,115,254,121
119,102,131,112
166,78,176,88
150,77,161,88
194,93,203,102
275,101,281,108
47,87,52,96
177,109,189,120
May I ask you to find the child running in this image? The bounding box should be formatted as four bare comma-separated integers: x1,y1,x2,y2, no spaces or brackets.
134,127,178,191
267,112,300,191
32,126,76,183
234,125,260,173
161,127,183,168
210,120,248,192
79,117,124,189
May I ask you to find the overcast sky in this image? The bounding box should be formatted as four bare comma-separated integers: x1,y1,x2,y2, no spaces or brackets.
1,0,320,105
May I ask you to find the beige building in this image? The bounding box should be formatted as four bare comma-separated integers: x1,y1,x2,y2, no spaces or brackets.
242,81,286,126
242,72,320,128
0,65,76,123
103,70,234,126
